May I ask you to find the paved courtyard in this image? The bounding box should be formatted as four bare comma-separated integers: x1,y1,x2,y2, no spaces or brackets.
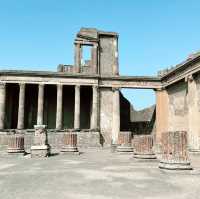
0,148,200,199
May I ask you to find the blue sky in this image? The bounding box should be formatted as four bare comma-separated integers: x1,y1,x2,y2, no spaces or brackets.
0,0,200,110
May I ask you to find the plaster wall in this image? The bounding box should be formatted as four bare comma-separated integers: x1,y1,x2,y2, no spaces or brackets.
167,81,188,132
99,88,113,145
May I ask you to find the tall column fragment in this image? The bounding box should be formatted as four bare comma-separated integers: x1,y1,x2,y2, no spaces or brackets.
91,86,98,130
74,85,80,129
17,83,26,129
37,84,44,125
56,84,63,129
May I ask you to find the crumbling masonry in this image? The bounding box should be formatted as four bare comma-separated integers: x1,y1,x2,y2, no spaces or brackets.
0,28,200,153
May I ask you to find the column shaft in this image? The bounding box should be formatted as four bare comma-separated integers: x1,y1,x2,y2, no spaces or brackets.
91,86,98,129
17,83,26,129
0,83,6,129
155,88,169,145
112,88,120,144
74,85,80,129
37,84,44,125
56,84,63,129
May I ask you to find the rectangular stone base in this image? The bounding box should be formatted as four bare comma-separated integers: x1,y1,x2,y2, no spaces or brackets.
31,145,50,158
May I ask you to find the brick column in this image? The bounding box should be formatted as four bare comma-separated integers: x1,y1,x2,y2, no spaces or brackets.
112,88,120,145
90,85,98,130
187,75,200,152
74,85,80,129
117,131,133,152
74,43,81,73
0,83,6,129
7,131,25,155
17,83,26,129
133,135,156,159
56,84,63,130
61,132,79,154
159,131,192,170
37,84,44,125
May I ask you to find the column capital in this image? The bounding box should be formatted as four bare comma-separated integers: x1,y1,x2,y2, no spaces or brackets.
19,83,26,87
75,85,81,89
154,87,166,92
0,82,6,88
112,87,120,92
185,74,194,83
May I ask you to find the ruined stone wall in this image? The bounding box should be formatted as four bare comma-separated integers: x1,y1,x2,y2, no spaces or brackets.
99,35,117,75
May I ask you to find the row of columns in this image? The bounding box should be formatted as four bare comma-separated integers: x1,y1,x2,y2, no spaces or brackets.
0,83,99,130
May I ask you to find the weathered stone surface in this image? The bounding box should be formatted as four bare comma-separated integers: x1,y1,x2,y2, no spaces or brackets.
159,131,192,170
61,132,79,154
117,131,133,152
133,135,156,159
31,125,50,158
7,131,25,155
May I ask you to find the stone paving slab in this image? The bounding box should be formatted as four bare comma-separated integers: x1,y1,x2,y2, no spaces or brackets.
0,149,199,199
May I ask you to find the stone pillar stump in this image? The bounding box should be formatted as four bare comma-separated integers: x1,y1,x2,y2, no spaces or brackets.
133,135,156,159
61,132,79,154
7,131,25,155
31,125,50,158
117,131,133,152
159,131,192,170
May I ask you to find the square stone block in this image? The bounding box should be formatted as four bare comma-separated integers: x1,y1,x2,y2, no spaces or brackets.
31,145,50,158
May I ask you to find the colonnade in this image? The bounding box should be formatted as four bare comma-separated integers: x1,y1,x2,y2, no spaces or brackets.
0,83,99,130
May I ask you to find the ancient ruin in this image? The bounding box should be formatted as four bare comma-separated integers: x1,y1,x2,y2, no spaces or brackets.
0,28,200,163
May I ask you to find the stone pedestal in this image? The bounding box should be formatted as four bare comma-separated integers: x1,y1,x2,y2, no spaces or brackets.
7,132,25,155
61,132,79,154
31,125,50,158
159,131,192,170
133,135,156,159
117,131,133,152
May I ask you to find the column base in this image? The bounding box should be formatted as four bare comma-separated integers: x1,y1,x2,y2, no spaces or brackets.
61,146,79,153
133,153,157,159
159,161,192,170
31,145,50,158
7,148,25,156
116,146,133,153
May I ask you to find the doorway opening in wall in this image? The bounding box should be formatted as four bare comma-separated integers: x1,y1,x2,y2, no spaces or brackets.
81,46,92,70
120,88,156,135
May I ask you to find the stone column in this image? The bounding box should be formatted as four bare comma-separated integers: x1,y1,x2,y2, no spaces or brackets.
37,84,44,125
17,83,26,129
90,85,98,130
112,87,120,145
56,84,63,130
91,44,98,74
74,43,81,73
0,83,6,129
74,85,80,129
155,88,169,152
187,75,200,152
